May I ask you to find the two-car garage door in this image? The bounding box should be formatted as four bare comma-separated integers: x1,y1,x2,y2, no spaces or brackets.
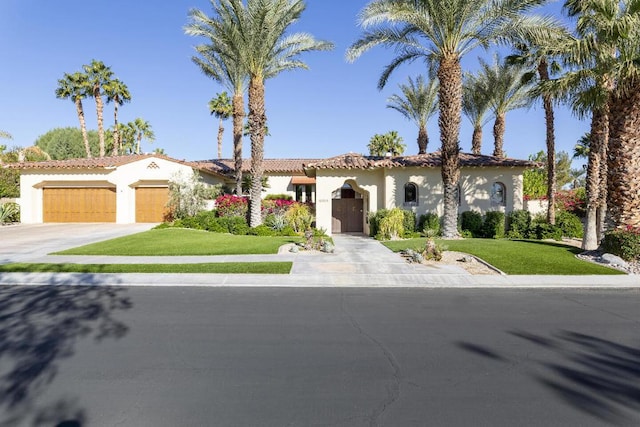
43,186,169,223
43,187,117,223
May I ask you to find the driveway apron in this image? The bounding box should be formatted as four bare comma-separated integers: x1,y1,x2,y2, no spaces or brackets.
0,223,155,264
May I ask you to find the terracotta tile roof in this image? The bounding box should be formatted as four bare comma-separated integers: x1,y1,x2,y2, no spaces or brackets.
5,153,189,169
3,154,227,177
192,158,320,174
303,152,537,171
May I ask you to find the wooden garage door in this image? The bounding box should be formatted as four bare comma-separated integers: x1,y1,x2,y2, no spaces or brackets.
136,187,170,222
43,187,116,222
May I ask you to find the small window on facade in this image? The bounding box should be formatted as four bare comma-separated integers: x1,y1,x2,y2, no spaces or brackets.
491,182,506,206
404,182,418,205
295,184,314,203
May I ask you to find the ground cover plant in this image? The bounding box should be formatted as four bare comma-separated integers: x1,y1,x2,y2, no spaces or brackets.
54,228,297,256
0,262,292,274
383,238,624,275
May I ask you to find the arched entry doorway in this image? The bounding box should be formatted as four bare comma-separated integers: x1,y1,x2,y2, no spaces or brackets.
331,182,364,233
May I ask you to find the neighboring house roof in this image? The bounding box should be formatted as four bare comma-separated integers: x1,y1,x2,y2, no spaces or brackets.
4,153,227,178
303,152,538,173
192,158,321,175
5,152,537,177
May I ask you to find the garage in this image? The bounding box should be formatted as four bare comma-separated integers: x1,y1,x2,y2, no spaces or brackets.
135,187,170,222
43,187,116,222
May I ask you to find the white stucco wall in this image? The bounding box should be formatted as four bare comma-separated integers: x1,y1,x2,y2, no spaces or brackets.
314,166,526,235
19,157,225,223
314,169,385,236
264,173,295,198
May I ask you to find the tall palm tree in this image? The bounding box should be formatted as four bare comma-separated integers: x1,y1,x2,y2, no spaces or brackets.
540,0,638,247
462,72,493,154
55,72,92,158
129,118,155,154
185,4,249,195
209,92,233,159
83,60,114,157
477,54,533,158
605,35,640,230
348,0,559,238
194,0,333,227
386,75,438,154
243,0,333,227
508,35,565,225
0,131,11,140
104,78,131,156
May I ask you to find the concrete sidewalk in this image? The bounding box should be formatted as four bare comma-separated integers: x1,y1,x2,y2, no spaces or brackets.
1,233,638,288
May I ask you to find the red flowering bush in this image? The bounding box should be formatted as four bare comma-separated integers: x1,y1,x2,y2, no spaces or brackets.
555,189,586,217
262,198,295,216
215,194,248,218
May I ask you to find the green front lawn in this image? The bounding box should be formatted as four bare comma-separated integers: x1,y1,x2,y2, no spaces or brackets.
54,228,298,256
384,238,625,275
0,262,292,274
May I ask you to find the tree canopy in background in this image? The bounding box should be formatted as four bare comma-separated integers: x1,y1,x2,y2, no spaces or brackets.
35,127,104,160
524,150,573,198
368,131,406,156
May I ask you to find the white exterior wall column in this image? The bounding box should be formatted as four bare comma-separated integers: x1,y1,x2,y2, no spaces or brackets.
384,168,396,210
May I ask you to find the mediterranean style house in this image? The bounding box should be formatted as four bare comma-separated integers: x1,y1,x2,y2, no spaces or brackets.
7,152,535,235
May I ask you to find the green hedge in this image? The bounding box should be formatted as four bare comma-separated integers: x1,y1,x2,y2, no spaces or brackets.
602,229,640,261
418,212,440,235
556,211,583,239
506,210,531,238
482,211,505,239
460,211,483,237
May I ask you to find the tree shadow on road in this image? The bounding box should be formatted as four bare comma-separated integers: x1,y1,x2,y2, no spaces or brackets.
0,276,131,426
456,329,640,425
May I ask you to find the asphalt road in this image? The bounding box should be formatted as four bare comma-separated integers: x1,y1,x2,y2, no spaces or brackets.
1,286,638,427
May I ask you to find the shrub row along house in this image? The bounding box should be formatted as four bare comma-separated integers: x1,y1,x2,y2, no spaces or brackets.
7,151,535,235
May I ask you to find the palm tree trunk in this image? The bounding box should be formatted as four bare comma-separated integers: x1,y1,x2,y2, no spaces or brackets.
492,114,505,157
217,117,224,159
596,138,608,240
112,102,120,156
437,55,462,238
539,60,556,225
582,108,608,249
233,92,245,196
94,86,106,157
471,126,482,154
248,75,266,227
75,98,91,158
136,135,141,154
607,85,640,229
417,125,428,154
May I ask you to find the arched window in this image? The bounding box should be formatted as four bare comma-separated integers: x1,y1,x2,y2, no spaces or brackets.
404,182,418,205
491,182,506,206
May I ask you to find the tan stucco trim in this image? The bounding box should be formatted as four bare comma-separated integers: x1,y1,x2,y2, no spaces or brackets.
33,180,116,189
128,179,170,188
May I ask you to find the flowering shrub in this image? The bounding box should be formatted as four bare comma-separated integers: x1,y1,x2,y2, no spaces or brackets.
215,194,248,218
555,189,586,217
262,198,295,217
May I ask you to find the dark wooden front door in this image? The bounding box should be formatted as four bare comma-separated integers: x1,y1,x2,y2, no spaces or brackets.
332,199,364,233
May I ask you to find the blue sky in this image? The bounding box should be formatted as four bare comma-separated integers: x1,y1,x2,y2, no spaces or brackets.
0,0,586,164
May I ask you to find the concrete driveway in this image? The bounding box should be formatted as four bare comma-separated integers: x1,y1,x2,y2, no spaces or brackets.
0,223,155,264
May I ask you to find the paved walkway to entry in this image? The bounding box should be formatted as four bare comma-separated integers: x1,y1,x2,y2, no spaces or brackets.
1,225,638,287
